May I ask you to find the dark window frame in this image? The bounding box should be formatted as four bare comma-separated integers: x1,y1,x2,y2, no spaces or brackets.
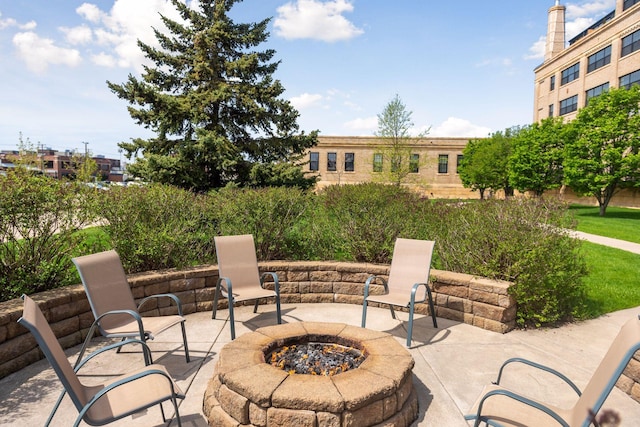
309,152,319,171
624,0,640,11
620,69,640,89
560,95,578,115
456,154,463,174
410,153,419,173
438,154,449,174
622,29,640,57
561,62,580,85
585,82,609,106
549,103,554,117
587,45,611,73
327,152,337,172
344,152,355,172
373,153,383,172
550,75,555,91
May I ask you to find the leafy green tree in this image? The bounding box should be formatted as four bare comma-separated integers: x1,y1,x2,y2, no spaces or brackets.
108,0,317,192
564,86,640,216
509,117,566,196
373,94,429,186
458,128,516,199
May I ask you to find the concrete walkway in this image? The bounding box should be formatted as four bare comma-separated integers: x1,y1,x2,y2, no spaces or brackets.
1,302,639,426
572,230,640,255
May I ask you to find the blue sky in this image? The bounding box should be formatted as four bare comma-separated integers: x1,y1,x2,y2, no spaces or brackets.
0,0,617,159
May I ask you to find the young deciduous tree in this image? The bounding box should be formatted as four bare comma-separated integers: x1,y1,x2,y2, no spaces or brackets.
458,129,516,199
509,117,566,196
564,86,640,216
108,0,317,191
373,94,429,186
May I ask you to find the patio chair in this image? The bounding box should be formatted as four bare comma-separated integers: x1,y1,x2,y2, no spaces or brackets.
18,295,184,427
73,250,190,364
465,314,640,427
361,238,438,347
212,234,282,340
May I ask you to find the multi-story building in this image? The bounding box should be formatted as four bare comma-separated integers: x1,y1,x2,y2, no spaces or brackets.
0,149,124,182
534,0,640,122
306,136,474,198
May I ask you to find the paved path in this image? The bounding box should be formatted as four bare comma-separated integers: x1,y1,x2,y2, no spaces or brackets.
572,230,640,254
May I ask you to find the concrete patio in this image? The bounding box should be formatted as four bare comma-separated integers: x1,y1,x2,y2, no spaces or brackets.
1,302,639,426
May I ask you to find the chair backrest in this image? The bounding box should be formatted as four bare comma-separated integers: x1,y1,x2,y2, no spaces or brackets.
214,234,261,291
571,315,640,427
73,250,138,333
18,295,88,412
387,238,435,299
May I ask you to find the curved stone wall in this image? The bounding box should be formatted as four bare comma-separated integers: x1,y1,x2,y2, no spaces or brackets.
0,261,515,380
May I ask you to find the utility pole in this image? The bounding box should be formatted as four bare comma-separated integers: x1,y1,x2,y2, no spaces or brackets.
82,141,89,159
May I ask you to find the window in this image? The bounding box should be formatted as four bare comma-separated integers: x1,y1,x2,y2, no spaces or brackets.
561,62,580,85
438,154,448,174
622,29,640,57
585,82,609,105
391,155,401,172
373,153,383,172
587,45,611,73
327,152,337,171
550,75,555,91
309,152,319,171
624,0,640,11
410,154,419,173
344,153,354,172
560,95,578,115
456,154,463,173
620,69,640,89
549,104,554,117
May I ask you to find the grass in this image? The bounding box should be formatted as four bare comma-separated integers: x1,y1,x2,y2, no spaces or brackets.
569,205,640,318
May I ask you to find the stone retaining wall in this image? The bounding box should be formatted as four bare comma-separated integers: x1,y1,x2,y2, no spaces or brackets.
2,260,638,403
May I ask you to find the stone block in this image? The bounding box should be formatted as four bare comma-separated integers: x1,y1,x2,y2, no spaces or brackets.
333,282,365,296
267,408,317,427
249,402,267,426
332,369,395,410
469,276,511,296
301,293,334,304
310,270,342,282
144,281,170,297
317,411,341,427
436,306,465,322
342,399,384,426
436,284,468,299
310,282,334,294
472,302,509,322
334,294,363,305
469,289,498,305
224,364,288,407
341,272,371,283
206,405,241,427
218,385,249,424
272,375,345,412
288,271,309,282
623,358,640,382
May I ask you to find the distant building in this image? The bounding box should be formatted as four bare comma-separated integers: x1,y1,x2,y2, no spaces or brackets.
305,136,474,199
534,0,640,122
0,149,124,182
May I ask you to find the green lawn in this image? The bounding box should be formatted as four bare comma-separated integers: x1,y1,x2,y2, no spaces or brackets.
569,205,640,317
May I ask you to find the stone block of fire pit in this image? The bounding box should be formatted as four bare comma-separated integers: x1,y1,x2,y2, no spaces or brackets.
204,322,419,427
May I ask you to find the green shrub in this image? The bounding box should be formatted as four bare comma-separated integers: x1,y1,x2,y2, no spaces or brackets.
97,184,215,272
427,198,588,326
0,171,98,300
312,183,423,263
209,186,312,260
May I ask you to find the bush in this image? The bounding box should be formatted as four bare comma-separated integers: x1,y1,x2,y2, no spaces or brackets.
427,198,587,326
209,186,312,260
96,183,216,272
0,171,98,300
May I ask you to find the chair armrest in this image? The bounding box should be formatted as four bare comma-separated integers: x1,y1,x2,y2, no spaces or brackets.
138,293,183,316
75,339,152,372
410,282,432,304
260,272,280,294
467,388,570,427
495,357,582,396
364,275,388,298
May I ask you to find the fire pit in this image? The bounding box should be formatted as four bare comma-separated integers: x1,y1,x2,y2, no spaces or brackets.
204,322,418,427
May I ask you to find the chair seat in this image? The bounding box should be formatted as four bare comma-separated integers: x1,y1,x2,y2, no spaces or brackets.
84,364,185,425
467,384,572,427
225,287,277,303
103,315,185,339
365,292,413,308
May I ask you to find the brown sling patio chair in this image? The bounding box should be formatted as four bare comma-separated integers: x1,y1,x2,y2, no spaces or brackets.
73,250,190,364
18,295,184,427
212,234,282,340
465,314,640,427
361,238,438,347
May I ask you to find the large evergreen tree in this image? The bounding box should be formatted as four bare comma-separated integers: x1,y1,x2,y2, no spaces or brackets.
108,0,318,191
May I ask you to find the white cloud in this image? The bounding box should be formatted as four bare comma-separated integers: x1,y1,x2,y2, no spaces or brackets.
343,116,377,133
565,0,615,19
91,52,117,67
290,93,324,109
13,32,82,73
0,11,36,30
76,3,106,23
274,0,364,42
524,35,546,60
430,117,491,138
61,25,93,45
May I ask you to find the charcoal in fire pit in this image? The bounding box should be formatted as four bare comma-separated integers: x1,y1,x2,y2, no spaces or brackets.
269,342,365,376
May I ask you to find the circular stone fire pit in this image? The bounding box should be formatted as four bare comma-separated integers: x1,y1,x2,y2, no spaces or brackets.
204,322,418,427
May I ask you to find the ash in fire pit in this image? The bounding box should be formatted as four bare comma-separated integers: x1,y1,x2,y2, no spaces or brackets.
268,342,365,376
